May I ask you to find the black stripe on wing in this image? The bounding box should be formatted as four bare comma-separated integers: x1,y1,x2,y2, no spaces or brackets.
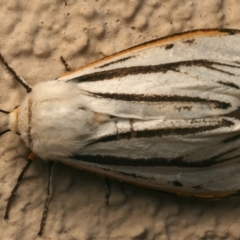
69,60,240,83
82,91,231,110
217,81,240,89
87,118,234,145
70,147,240,168
97,56,134,69
70,118,240,167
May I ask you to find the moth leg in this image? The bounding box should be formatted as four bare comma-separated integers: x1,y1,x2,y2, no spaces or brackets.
0,53,32,93
4,152,35,220
38,161,54,236
60,56,71,72
0,109,10,115
99,177,111,205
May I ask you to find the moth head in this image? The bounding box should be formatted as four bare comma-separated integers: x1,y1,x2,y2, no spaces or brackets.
8,106,20,134
0,94,31,149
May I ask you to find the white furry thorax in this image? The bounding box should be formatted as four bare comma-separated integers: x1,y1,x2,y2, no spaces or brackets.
8,80,110,160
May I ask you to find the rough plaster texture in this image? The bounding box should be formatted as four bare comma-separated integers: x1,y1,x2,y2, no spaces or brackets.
1,0,240,239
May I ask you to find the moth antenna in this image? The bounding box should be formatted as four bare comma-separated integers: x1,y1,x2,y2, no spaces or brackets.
0,109,10,114
4,160,32,220
0,129,10,136
0,53,32,93
38,161,54,236
60,56,71,72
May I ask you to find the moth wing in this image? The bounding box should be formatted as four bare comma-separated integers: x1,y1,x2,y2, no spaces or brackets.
78,117,240,165
61,117,240,197
56,29,240,197
59,29,240,120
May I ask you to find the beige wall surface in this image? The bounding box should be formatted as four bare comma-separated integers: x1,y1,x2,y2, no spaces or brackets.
1,0,240,239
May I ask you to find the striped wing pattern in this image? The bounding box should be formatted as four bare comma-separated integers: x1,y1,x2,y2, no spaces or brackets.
59,29,240,197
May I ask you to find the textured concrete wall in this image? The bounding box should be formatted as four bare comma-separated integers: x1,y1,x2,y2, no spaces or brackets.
1,1,240,239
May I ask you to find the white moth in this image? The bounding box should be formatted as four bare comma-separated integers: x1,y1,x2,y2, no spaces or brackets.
1,29,240,233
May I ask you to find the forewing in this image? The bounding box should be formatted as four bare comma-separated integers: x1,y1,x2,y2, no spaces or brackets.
59,29,240,120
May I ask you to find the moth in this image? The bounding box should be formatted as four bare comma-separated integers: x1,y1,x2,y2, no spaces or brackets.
1,28,240,235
